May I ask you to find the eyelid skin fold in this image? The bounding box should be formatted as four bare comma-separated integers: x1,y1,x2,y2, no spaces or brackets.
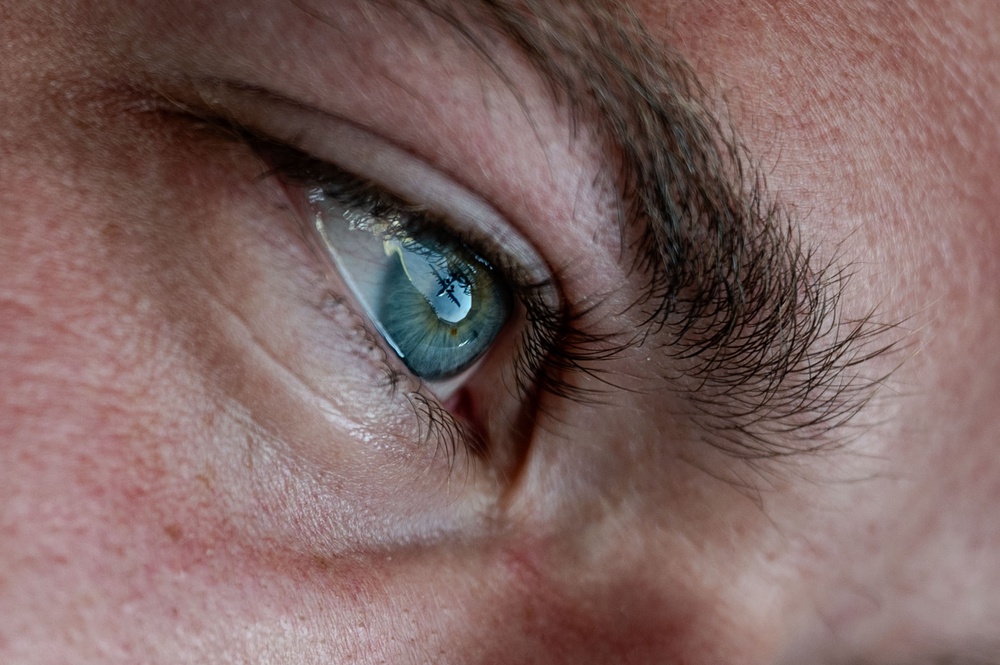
192,80,558,305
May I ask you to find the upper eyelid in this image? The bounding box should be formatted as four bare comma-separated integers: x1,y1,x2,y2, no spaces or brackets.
164,81,632,409
243,130,559,301
188,81,561,297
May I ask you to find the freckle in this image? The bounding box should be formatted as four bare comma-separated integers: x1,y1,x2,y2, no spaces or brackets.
195,464,217,490
164,524,182,542
310,553,335,571
100,221,127,245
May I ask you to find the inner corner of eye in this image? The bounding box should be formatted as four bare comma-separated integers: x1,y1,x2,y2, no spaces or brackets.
308,186,518,394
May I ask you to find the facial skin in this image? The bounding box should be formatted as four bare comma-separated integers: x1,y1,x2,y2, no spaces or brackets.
2,0,999,663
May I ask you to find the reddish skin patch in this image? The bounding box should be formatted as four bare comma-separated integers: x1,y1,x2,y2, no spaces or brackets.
444,386,497,458
443,388,472,421
485,542,701,664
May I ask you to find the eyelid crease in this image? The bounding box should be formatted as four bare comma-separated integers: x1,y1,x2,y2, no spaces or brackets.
246,130,560,309
192,83,562,303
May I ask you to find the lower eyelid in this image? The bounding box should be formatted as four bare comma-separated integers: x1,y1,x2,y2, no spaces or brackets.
297,222,546,468
318,294,493,464
280,268,482,460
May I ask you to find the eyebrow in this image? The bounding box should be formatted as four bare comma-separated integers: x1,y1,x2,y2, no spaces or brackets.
364,0,898,458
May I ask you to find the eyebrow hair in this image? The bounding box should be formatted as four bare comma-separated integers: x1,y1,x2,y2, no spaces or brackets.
361,0,898,458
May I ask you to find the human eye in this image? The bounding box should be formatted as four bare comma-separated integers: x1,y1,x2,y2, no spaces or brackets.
307,181,513,385
317,184,512,383
237,127,566,452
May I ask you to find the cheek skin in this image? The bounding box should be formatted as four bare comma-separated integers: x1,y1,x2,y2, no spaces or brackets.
0,162,240,659
0,91,786,664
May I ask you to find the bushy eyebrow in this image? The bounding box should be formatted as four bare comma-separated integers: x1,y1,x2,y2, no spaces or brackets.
360,0,899,457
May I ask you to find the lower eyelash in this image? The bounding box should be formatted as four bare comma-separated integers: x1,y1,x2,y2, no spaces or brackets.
405,390,491,465
320,291,483,464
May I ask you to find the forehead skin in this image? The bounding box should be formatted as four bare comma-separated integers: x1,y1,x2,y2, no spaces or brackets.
1,1,999,664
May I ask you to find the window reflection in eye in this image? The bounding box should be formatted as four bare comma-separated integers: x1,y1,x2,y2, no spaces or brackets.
307,184,513,383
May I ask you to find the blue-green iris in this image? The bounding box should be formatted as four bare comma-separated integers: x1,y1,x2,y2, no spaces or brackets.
375,234,512,380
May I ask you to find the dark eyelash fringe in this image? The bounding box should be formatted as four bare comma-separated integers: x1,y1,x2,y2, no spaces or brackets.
382,0,906,460
515,285,632,404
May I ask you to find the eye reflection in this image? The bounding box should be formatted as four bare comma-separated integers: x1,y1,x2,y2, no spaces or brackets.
308,187,513,382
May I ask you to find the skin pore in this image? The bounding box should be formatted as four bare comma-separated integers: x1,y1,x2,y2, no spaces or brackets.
1,0,999,663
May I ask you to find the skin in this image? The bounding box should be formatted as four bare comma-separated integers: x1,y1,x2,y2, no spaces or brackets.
1,0,999,663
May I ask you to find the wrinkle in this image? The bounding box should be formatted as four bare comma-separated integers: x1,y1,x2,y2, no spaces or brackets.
196,280,369,434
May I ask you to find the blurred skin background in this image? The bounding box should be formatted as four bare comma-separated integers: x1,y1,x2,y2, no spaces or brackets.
1,0,999,663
